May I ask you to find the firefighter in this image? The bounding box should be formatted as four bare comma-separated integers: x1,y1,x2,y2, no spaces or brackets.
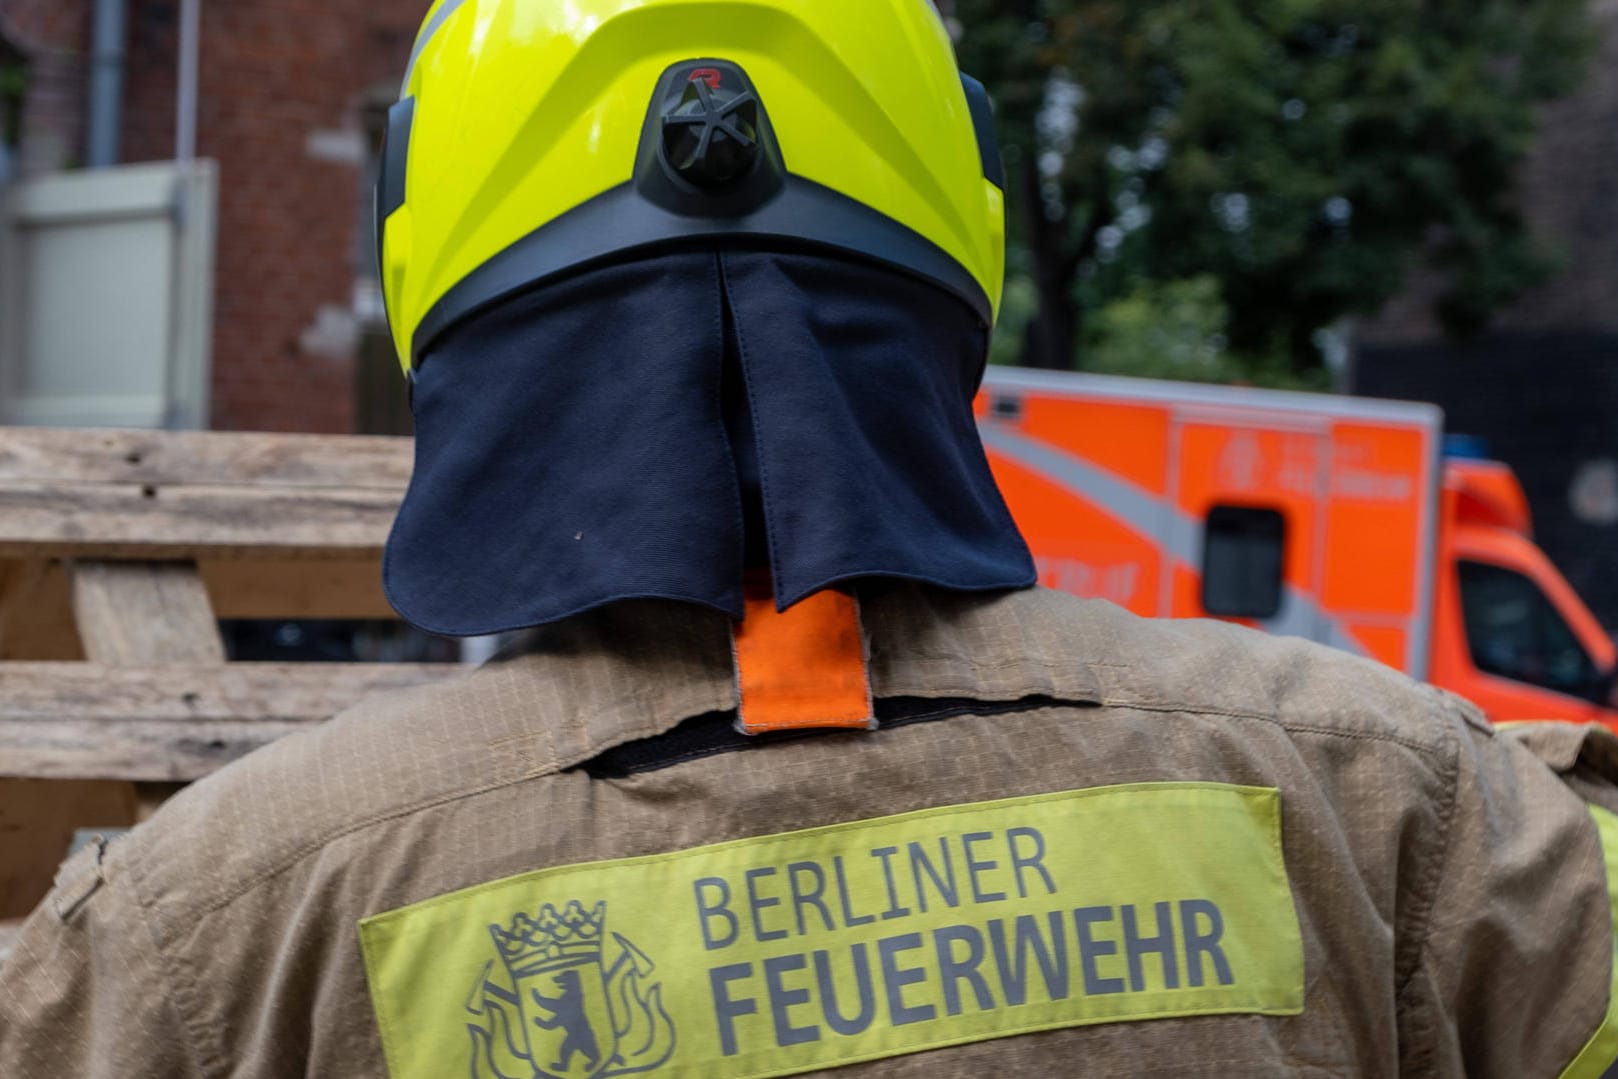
4,1,1618,1076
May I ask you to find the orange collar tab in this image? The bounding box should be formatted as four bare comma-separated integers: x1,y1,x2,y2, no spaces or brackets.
732,575,875,736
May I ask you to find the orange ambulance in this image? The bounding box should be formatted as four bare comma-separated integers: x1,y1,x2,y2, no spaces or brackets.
977,368,1618,729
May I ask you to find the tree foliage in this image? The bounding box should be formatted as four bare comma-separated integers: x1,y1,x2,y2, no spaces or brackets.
948,0,1593,376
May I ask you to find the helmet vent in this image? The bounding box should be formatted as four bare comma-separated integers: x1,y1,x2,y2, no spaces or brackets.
661,76,762,189
637,60,785,215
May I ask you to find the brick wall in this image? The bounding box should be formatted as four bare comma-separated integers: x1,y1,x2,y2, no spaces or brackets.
114,0,420,433
8,0,420,434
1,0,90,176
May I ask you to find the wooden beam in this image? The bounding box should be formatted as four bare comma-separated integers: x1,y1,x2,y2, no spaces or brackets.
0,482,400,559
69,560,231,821
200,559,393,620
0,430,429,925
71,562,226,666
0,560,84,660
0,429,414,561
0,662,458,781
0,428,412,490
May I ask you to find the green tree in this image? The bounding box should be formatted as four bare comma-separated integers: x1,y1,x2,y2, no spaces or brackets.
950,0,1592,375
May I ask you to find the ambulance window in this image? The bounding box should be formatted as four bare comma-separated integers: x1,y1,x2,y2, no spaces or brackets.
1201,506,1286,619
1458,561,1602,700
990,394,1023,420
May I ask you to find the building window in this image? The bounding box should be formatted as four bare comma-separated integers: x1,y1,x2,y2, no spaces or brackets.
1201,505,1286,619
1458,560,1603,701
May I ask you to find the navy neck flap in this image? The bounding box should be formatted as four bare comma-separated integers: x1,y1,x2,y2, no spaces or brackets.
384,249,1035,636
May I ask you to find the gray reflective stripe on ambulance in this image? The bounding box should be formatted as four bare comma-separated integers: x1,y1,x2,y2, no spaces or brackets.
978,424,1364,656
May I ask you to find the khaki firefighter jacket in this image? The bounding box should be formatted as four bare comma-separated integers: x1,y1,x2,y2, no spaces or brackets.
3,583,1618,1078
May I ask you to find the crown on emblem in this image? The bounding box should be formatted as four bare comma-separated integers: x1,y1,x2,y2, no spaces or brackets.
490,900,606,973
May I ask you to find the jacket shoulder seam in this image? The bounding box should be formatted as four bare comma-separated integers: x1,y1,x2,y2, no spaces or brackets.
1392,692,1464,1068
190,768,564,919
123,854,225,1078
1103,698,1450,757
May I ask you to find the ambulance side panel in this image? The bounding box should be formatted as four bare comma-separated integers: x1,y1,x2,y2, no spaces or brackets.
1319,419,1442,678
1166,411,1332,648
977,369,1443,677
975,386,1172,617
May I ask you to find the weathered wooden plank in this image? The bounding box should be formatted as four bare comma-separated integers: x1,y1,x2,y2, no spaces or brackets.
70,560,231,820
0,556,397,653
0,428,413,490
200,559,393,619
0,663,458,781
5,718,317,782
0,483,399,559
72,562,226,665
0,560,84,660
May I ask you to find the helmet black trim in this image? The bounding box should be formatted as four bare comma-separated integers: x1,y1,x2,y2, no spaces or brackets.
411,177,995,367
404,60,997,366
960,74,1005,191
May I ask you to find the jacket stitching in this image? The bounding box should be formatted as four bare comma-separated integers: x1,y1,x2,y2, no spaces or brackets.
381,782,1286,925
125,848,230,1078
1391,691,1463,1076
1102,698,1449,756
185,684,713,916
187,696,697,917
185,696,1444,920
191,776,560,918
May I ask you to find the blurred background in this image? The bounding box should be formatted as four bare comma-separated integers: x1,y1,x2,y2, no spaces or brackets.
12,0,1618,952
0,0,1615,630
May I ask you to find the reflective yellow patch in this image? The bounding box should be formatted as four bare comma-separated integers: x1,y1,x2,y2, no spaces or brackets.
360,783,1303,1079
1558,805,1618,1079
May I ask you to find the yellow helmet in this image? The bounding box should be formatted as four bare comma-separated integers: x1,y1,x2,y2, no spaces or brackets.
378,0,1006,371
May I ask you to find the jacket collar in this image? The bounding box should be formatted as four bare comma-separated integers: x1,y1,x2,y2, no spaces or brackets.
479,583,1106,774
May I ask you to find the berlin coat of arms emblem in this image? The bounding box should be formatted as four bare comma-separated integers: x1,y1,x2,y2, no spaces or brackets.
466,900,676,1079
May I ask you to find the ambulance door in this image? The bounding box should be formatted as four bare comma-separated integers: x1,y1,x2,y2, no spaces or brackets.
1314,420,1440,677
976,384,1173,618
1440,528,1618,728
1172,411,1333,645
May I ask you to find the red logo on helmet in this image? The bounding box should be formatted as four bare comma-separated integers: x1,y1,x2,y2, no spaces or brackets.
689,68,723,91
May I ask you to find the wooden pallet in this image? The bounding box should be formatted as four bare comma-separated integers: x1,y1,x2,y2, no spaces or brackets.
0,428,457,931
